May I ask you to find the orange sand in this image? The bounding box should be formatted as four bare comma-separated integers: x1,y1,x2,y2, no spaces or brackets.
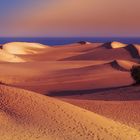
0,41,140,140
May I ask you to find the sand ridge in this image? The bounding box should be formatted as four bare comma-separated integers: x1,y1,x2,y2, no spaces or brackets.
3,42,48,55
0,49,25,62
111,41,127,49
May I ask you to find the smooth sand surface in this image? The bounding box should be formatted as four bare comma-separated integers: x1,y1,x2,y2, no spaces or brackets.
0,41,140,140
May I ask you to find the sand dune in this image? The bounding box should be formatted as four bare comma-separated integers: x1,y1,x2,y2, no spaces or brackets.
54,42,102,49
134,44,140,56
14,43,102,62
0,60,133,93
60,99,140,131
115,60,139,70
1,42,139,62
61,44,139,61
111,41,127,48
0,49,25,62
0,41,140,139
3,42,136,62
59,85,140,131
0,85,140,140
3,42,48,55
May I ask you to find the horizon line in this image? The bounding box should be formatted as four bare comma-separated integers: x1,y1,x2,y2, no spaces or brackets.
0,36,140,38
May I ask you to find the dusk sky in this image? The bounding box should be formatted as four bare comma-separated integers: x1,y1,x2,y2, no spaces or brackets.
0,0,140,37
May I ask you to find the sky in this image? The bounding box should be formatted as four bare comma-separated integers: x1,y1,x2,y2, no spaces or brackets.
0,0,140,37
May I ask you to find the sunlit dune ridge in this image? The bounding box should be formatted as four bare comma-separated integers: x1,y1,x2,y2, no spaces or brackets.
112,60,139,71
0,49,25,62
0,85,140,140
3,42,48,55
111,41,127,48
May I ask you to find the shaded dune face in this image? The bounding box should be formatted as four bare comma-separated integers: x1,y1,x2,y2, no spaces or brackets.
0,85,140,140
57,84,140,101
61,44,140,61
0,41,140,140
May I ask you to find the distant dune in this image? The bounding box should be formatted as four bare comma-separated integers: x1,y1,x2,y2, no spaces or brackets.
61,43,139,61
3,42,48,55
0,49,25,62
14,43,103,62
0,41,140,140
111,41,127,49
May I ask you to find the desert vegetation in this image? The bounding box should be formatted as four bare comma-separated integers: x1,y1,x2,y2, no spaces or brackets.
131,65,140,84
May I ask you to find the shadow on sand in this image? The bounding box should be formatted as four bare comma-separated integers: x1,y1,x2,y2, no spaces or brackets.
48,85,140,101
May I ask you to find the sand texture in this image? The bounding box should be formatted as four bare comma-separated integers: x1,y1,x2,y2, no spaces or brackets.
0,41,140,140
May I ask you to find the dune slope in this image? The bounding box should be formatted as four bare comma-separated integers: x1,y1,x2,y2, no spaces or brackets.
3,42,48,55
61,43,139,61
0,85,140,140
0,60,133,93
15,43,103,62
0,49,25,62
59,85,140,130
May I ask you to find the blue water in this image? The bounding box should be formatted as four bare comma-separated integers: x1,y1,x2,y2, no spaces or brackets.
0,37,140,46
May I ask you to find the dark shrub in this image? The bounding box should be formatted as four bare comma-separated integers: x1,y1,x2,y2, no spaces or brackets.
77,41,86,45
131,66,140,84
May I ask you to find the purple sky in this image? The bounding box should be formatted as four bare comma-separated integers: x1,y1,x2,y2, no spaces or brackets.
0,0,140,37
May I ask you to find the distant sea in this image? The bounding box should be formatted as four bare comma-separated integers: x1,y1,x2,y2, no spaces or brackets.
0,37,140,46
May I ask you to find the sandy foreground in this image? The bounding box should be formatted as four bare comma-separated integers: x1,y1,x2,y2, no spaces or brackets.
0,41,140,140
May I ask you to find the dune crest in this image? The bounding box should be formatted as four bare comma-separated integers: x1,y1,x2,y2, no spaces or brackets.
0,85,140,140
111,41,127,49
3,42,48,55
0,49,25,62
134,44,140,56
111,60,138,71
